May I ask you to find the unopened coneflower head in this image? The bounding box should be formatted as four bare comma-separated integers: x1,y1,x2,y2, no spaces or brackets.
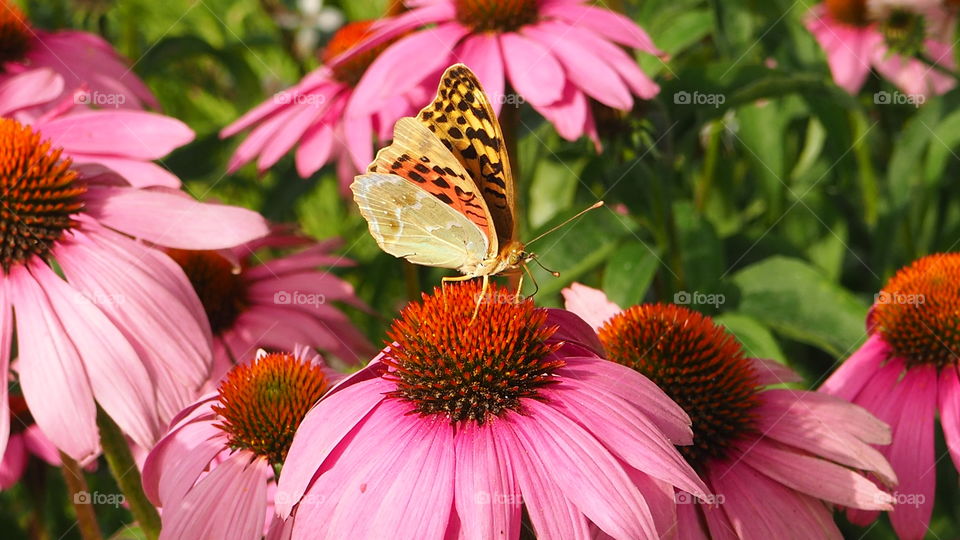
276,281,710,540
167,249,248,335
564,283,896,540
143,347,337,540
599,303,761,470
822,252,960,539
322,21,396,86
825,0,869,26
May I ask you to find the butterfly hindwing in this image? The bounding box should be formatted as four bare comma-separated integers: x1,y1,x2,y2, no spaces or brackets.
416,64,516,249
351,173,489,270
369,117,498,257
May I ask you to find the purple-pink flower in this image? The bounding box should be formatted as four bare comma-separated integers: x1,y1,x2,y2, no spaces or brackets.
820,253,960,540
166,231,376,383
564,283,896,539
338,0,662,146
143,347,339,540
1,68,194,187
805,0,956,97
277,282,709,539
0,396,59,489
222,20,427,192
0,0,157,109
0,116,269,464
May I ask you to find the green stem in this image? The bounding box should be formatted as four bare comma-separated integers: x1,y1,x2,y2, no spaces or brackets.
849,110,878,226
695,120,721,212
60,452,103,540
97,408,161,540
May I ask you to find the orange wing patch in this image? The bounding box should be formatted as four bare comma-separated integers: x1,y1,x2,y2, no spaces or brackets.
417,64,516,246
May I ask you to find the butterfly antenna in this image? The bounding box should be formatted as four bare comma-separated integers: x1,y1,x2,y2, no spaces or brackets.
521,262,541,297
531,255,560,278
525,201,605,247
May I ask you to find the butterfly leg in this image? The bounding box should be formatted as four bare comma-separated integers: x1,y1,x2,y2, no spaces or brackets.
469,274,490,323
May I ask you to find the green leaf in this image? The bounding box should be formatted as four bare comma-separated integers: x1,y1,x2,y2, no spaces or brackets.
731,256,868,357
714,313,786,364
602,242,661,307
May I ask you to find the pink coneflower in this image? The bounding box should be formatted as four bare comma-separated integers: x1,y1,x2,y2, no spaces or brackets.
820,253,960,539
222,20,424,191
0,117,269,464
0,0,156,109
277,281,709,539
1,68,193,188
0,396,59,489
805,0,955,97
563,283,896,539
166,231,376,383
142,348,339,540
337,0,662,146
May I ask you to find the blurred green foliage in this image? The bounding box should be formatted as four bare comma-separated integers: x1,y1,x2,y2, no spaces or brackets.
8,0,960,538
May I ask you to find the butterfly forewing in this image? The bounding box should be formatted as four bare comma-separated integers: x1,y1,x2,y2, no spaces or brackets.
416,64,517,249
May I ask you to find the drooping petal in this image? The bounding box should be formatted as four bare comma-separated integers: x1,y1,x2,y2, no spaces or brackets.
540,2,661,54
454,34,505,115
804,9,878,94
819,333,890,401
938,365,960,472
0,68,65,115
82,185,269,249
276,378,391,517
37,110,194,159
500,32,565,107
453,423,521,540
69,156,181,188
510,400,657,539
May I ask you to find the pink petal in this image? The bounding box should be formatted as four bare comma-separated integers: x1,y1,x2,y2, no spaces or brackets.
510,400,657,539
500,32,565,107
142,417,225,506
819,333,890,401
556,356,692,444
530,81,588,141
625,469,680,539
22,425,60,466
295,124,335,177
938,365,960,472
546,384,707,498
523,23,633,110
227,109,293,172
38,110,194,159
9,265,98,461
0,68,64,115
69,156,181,188
348,24,465,116
257,102,329,171
0,434,25,489
56,228,213,422
541,2,662,55
0,279,10,461
675,497,714,540
804,8,878,94
561,283,622,331
342,113,373,172
160,452,268,540
755,389,894,483
496,422,591,539
275,378,391,517
709,459,843,539
453,423,521,540
26,259,160,449
543,308,606,356
82,185,269,249
454,34,505,115
737,439,893,510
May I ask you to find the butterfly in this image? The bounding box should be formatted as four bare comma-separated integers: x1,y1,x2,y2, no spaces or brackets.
351,63,601,309
351,64,528,292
